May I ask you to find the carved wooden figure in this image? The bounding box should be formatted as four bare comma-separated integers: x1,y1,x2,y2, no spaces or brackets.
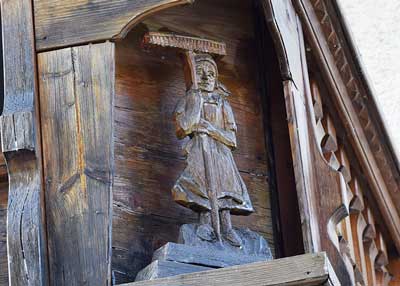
172,53,253,247
134,33,271,282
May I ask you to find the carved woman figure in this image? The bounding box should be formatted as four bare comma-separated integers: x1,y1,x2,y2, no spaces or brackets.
172,53,253,247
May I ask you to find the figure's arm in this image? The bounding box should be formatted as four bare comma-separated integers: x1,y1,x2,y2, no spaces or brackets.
174,89,202,139
195,98,237,149
210,124,237,149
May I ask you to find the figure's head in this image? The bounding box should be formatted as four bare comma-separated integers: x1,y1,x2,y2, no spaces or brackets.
194,54,218,92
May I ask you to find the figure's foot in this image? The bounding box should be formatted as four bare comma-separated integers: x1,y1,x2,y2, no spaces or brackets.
224,228,242,247
196,224,216,242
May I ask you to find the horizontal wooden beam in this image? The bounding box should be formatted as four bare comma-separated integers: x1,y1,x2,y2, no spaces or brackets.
120,252,339,286
34,0,194,51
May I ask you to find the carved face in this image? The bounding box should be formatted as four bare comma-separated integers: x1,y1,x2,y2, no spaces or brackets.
196,61,217,92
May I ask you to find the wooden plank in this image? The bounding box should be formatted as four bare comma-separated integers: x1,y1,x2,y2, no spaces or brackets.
1,0,48,285
261,0,320,254
34,0,194,51
120,252,339,286
38,42,115,285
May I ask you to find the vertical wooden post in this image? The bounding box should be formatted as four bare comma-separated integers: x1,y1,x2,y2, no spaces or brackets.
1,0,48,285
37,42,115,285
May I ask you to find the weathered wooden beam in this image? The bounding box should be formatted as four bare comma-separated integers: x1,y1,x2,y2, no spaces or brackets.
260,0,320,255
37,42,115,286
121,252,339,286
34,0,194,51
1,0,48,285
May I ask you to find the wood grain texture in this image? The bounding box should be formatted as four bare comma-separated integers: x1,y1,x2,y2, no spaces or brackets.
294,0,400,254
34,0,194,51
1,0,36,151
121,252,339,286
0,181,8,286
261,0,320,254
1,0,48,285
5,152,47,285
255,3,304,258
262,1,356,283
112,1,274,283
38,42,115,286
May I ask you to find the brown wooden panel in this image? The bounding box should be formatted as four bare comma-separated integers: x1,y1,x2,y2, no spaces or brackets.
38,42,115,285
112,0,273,283
1,0,48,285
34,0,194,51
122,252,339,286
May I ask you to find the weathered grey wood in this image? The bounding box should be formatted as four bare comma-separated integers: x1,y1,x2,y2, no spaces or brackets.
1,0,48,285
0,112,34,152
122,252,339,286
135,261,211,282
38,42,115,285
152,241,270,269
34,0,194,51
6,152,47,285
1,0,36,150
177,224,272,261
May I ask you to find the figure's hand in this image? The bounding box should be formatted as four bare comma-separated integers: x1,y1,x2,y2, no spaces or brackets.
198,119,216,133
193,126,209,134
193,121,209,134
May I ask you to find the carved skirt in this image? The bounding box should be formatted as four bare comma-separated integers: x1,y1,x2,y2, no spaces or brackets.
172,134,253,215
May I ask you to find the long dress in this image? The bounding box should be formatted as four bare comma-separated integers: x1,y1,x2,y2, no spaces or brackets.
172,88,253,215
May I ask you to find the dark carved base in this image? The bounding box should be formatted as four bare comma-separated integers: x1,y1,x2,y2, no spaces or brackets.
135,224,272,281
178,224,272,258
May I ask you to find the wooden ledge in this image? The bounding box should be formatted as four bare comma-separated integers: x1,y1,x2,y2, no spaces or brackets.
119,252,339,286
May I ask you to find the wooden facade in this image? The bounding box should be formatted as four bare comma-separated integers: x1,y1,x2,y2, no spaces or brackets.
0,0,399,285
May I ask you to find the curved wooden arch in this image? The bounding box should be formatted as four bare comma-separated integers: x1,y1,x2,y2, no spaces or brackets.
34,0,194,51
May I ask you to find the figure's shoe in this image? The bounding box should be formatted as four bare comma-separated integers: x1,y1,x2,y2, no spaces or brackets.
224,228,242,247
196,224,216,242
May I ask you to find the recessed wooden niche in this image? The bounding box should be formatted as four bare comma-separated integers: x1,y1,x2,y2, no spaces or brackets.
112,0,276,283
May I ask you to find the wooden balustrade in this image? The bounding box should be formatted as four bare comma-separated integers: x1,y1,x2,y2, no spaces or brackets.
309,78,391,286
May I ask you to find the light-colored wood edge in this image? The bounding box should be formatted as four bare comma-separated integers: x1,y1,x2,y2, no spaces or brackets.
120,252,339,286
